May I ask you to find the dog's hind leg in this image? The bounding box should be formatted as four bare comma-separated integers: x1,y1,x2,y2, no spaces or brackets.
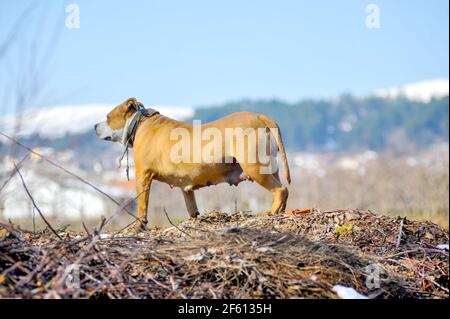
240,163,288,215
182,190,200,218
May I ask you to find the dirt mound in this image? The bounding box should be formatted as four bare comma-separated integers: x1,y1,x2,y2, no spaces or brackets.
0,209,448,298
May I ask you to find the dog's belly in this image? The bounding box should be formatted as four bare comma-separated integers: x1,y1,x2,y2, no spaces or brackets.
156,162,252,191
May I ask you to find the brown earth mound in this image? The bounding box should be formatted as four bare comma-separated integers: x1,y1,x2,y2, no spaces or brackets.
0,209,448,298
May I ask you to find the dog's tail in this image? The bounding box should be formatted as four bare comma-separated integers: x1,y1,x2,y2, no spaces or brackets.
258,114,291,184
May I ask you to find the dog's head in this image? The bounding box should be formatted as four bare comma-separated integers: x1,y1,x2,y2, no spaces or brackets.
94,97,141,143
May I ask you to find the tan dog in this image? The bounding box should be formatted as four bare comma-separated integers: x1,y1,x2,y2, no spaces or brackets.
95,97,291,229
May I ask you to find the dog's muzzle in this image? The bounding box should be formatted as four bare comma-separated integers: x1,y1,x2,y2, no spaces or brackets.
94,122,113,141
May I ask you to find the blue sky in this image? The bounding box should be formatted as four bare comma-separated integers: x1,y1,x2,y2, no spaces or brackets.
0,0,448,112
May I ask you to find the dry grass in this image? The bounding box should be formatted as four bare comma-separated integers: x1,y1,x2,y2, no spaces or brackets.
1,209,448,299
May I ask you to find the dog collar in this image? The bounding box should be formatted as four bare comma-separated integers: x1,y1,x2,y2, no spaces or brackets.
122,105,159,148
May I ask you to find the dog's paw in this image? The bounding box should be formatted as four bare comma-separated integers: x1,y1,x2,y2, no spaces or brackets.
132,220,148,233
188,211,200,219
264,210,273,216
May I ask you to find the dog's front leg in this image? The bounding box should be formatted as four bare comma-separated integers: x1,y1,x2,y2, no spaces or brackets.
135,170,154,230
182,190,199,218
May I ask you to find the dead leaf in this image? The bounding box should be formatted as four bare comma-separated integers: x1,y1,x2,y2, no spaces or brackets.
0,228,10,240
286,208,312,215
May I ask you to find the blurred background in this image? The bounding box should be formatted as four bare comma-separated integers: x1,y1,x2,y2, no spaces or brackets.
0,0,448,230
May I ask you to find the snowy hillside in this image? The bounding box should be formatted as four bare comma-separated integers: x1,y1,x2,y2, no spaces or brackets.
0,79,447,140
0,104,193,139
374,79,449,102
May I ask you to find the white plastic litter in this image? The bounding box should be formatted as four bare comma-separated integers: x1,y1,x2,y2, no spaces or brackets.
436,244,449,251
255,246,275,253
183,253,205,262
332,285,369,299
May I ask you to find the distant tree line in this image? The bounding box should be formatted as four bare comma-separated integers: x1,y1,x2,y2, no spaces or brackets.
0,96,447,157
188,96,449,152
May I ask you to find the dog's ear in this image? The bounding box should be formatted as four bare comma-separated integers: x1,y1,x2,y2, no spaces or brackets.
124,97,139,111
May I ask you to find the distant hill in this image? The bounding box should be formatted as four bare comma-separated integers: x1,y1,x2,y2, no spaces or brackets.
189,95,449,152
0,79,448,154
0,104,193,139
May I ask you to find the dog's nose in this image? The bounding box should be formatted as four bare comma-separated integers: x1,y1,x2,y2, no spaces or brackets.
94,123,98,131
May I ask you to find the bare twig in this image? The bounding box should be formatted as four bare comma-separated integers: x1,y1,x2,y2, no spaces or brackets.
396,218,404,248
107,187,151,235
387,258,449,293
0,2,39,59
13,162,62,240
32,206,36,234
163,208,193,238
0,131,137,220
0,153,29,193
